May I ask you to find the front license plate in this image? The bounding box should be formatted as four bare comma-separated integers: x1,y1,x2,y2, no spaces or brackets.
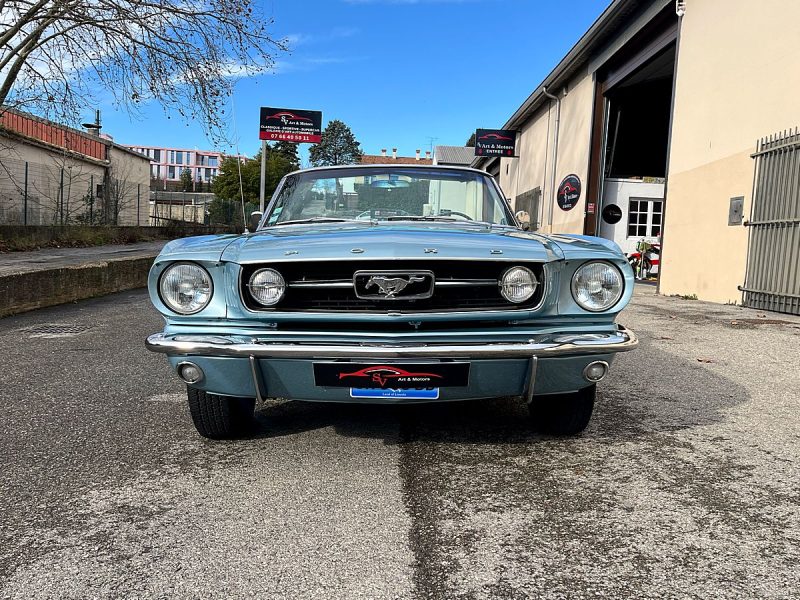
350,388,440,400
313,362,470,389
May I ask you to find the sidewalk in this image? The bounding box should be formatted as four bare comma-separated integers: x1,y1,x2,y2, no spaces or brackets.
0,241,166,318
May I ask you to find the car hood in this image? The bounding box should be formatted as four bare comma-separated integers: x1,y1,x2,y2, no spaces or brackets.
220,223,565,264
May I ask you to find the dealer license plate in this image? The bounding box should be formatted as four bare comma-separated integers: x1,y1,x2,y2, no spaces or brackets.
313,362,470,389
350,388,440,400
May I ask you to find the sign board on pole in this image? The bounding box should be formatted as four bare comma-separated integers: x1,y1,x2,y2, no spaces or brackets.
474,128,518,157
259,107,322,143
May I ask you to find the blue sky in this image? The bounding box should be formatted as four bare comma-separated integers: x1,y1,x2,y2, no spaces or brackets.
101,0,610,163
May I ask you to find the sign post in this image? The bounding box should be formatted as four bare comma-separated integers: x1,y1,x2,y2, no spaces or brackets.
258,107,323,212
259,139,267,212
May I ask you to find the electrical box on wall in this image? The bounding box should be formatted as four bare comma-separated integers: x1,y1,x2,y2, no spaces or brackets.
729,196,744,226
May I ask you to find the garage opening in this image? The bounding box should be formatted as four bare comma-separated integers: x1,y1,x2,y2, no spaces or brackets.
596,43,675,281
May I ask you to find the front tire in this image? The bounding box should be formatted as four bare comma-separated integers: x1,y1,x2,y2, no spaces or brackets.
187,387,255,439
529,385,596,435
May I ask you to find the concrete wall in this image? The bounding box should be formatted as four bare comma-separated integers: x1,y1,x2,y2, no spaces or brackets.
0,134,106,225
0,134,151,227
660,0,800,303
498,68,595,234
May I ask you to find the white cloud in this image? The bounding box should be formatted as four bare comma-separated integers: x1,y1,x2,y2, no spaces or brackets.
283,27,359,50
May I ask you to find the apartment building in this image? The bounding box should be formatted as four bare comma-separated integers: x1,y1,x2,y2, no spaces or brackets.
125,146,244,190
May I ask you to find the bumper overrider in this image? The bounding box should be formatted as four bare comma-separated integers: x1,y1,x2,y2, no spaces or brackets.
145,326,637,404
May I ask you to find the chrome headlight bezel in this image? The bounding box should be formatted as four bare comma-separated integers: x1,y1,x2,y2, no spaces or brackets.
158,261,214,315
499,266,538,304
248,268,286,306
571,261,624,312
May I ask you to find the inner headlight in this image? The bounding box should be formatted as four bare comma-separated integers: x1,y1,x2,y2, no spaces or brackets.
500,266,538,303
248,268,286,306
571,261,624,312
159,262,213,314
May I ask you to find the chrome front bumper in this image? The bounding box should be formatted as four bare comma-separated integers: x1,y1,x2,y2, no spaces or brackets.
145,326,638,359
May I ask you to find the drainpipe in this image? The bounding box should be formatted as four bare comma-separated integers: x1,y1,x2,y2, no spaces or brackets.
542,87,561,231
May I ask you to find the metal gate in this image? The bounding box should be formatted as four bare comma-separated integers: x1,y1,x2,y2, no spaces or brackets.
741,129,800,315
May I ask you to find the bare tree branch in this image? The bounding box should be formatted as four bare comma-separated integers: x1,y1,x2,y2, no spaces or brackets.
0,0,285,143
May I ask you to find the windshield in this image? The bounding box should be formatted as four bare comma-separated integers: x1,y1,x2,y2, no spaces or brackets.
264,167,513,227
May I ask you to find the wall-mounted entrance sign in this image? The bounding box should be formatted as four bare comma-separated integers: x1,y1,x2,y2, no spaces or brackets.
556,174,582,211
474,129,518,157
259,107,322,143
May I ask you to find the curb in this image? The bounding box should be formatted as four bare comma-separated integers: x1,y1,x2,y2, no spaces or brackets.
0,255,156,318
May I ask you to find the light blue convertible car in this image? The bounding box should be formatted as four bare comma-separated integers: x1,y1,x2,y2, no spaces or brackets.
146,165,637,438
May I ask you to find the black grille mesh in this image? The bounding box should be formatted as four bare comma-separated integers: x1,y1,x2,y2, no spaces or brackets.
241,260,544,312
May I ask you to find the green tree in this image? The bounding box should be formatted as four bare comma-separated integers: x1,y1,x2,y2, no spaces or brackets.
210,149,295,226
180,168,193,192
466,132,476,147
309,120,363,166
213,155,261,205
272,141,300,168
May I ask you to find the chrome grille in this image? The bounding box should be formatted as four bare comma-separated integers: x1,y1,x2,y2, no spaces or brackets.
240,261,545,312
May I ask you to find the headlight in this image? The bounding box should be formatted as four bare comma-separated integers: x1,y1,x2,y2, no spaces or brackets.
159,262,213,314
571,261,623,312
248,268,286,306
500,266,538,303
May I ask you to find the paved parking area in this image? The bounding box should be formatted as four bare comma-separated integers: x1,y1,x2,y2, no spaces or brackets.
1,286,798,599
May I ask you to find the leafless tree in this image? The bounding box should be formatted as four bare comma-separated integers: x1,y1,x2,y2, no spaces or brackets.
29,149,95,224
0,0,285,141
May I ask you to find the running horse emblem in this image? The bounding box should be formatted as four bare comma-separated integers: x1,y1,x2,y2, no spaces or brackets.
365,275,426,298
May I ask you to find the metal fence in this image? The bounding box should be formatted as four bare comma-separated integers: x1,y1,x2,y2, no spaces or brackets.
149,191,214,225
741,128,800,315
0,154,145,226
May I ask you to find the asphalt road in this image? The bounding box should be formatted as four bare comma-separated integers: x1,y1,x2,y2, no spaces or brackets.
1,286,799,599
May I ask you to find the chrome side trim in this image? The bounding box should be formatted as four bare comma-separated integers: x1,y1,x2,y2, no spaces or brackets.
288,278,499,289
146,325,637,359
288,280,353,288
435,279,498,287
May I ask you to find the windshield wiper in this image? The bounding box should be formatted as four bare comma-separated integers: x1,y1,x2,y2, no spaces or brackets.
384,215,458,222
270,217,359,227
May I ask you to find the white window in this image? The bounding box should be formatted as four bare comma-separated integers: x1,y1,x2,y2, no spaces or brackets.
627,198,663,238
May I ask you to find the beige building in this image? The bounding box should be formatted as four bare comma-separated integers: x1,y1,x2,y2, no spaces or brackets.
474,0,800,314
0,109,150,226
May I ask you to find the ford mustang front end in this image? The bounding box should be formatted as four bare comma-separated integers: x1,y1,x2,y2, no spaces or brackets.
145,165,637,438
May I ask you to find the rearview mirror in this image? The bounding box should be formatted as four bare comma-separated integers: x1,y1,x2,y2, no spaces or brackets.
249,210,263,231
515,210,531,231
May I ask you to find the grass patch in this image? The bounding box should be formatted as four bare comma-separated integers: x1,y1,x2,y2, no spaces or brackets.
0,224,235,252
670,293,699,300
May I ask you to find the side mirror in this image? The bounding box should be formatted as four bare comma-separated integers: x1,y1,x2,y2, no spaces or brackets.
515,210,531,231
249,210,263,231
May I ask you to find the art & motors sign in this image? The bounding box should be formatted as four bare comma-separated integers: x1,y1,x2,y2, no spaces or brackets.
259,107,322,143
474,128,518,157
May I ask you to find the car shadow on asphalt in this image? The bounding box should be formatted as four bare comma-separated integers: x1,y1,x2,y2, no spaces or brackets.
245,340,749,445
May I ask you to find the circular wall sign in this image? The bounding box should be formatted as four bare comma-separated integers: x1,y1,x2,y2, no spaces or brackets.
602,203,623,224
556,174,582,211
